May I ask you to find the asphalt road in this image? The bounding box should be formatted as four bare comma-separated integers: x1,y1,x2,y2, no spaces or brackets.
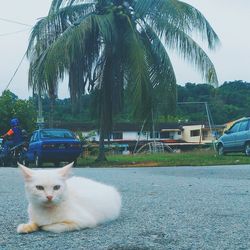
1,165,250,250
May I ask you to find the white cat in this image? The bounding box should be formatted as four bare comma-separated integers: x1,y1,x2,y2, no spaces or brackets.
17,162,121,233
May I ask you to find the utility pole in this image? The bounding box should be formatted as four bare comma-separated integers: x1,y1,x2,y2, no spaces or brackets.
37,85,44,129
204,102,216,151
151,109,157,153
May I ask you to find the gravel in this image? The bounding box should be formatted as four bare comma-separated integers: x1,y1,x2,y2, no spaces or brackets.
1,165,250,250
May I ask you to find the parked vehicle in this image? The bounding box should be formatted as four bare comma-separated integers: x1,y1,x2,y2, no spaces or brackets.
217,117,250,156
0,139,27,166
23,128,82,167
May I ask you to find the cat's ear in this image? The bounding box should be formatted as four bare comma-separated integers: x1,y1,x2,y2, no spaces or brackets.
58,162,73,179
18,162,34,181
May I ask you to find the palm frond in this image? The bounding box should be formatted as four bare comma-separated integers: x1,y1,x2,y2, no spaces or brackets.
162,23,218,84
92,12,117,44
122,19,152,120
140,24,177,114
27,3,95,57
48,0,65,14
29,13,98,89
135,0,220,49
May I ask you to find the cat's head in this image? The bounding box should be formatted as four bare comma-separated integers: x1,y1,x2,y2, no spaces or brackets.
18,162,73,207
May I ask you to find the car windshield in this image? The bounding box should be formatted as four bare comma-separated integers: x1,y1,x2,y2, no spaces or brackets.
40,130,75,139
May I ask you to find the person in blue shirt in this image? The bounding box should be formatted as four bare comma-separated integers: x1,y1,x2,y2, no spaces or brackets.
1,118,23,156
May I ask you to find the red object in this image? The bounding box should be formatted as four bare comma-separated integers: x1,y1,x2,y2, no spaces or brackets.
3,129,14,137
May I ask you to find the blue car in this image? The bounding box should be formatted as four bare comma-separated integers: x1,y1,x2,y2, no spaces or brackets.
24,128,82,167
217,117,250,156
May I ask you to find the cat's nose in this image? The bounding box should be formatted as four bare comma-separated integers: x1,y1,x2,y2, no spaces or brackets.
46,195,53,201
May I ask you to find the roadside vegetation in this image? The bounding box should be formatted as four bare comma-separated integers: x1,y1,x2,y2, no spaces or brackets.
1,80,248,133
49,80,250,125
77,149,250,167
0,90,36,134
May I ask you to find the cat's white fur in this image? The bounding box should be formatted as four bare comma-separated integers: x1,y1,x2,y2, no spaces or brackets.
17,162,121,233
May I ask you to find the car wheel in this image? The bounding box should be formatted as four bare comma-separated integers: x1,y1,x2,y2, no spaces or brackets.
17,153,28,167
245,143,250,156
73,159,77,167
3,160,8,167
217,144,225,156
54,161,60,167
22,159,29,167
67,160,77,167
0,159,4,167
34,155,42,167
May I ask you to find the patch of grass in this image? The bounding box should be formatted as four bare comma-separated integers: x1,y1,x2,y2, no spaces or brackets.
77,150,250,167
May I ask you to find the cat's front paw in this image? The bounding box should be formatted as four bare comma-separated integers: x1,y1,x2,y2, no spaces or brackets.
17,223,39,234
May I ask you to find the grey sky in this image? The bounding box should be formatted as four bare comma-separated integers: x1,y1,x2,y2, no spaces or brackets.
0,0,249,99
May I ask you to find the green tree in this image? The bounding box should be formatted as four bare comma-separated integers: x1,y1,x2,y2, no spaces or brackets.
0,91,36,133
27,0,219,161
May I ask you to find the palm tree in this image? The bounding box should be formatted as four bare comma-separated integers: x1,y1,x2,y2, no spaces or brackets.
27,0,220,161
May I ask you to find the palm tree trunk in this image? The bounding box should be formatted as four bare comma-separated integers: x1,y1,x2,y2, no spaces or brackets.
96,125,107,162
95,51,113,162
49,97,55,128
96,92,108,162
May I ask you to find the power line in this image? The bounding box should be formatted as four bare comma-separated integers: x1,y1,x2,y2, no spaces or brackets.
0,17,32,27
4,52,27,92
0,28,30,37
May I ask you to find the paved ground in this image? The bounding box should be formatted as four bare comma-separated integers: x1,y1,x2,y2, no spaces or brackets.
1,165,250,250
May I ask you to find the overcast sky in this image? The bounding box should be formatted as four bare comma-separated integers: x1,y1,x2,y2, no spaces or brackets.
0,0,249,99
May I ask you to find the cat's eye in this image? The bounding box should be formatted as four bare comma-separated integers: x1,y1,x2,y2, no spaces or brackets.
53,185,61,190
36,185,44,190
